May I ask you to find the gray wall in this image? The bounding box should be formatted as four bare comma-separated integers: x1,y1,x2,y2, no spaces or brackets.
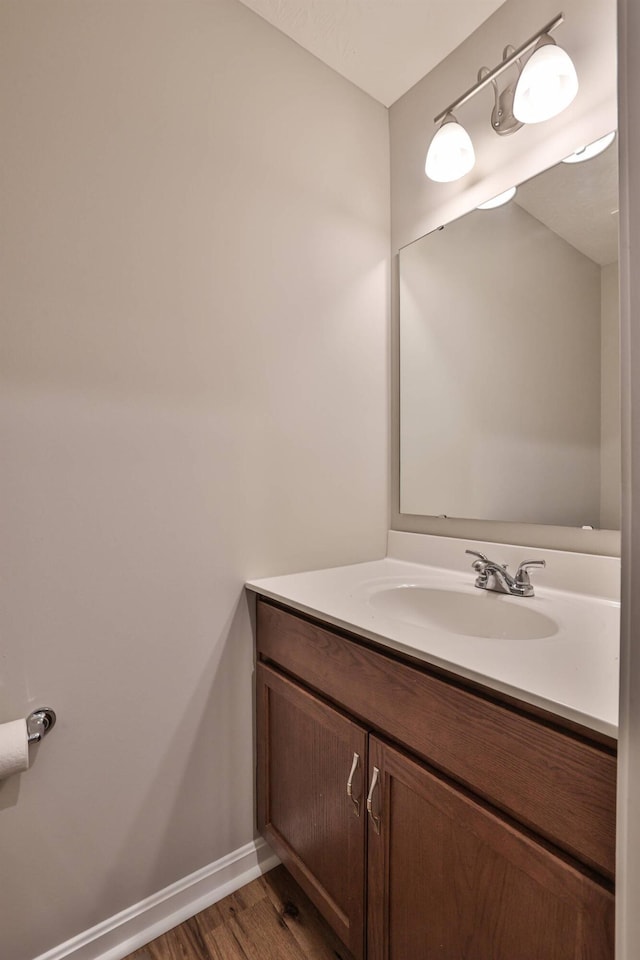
0,2,389,958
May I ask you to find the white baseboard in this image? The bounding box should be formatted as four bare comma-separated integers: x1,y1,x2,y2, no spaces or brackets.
33,838,280,960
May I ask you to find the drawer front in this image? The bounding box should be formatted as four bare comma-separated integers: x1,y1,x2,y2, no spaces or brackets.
257,600,616,879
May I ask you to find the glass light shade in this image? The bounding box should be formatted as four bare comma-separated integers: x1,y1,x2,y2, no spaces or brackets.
477,186,517,210
513,38,578,124
562,131,616,164
425,116,475,183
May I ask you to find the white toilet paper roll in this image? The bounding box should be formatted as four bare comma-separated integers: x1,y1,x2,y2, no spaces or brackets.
0,719,29,780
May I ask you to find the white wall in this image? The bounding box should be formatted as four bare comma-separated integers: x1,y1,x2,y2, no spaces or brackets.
388,0,619,554
0,3,389,958
400,203,602,525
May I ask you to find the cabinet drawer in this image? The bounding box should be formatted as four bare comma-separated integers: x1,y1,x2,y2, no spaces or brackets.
257,599,616,878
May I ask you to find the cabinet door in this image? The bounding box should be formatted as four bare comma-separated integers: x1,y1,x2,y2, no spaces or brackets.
366,737,614,960
257,663,367,959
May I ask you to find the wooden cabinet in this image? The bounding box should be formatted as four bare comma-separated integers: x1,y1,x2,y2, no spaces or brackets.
367,738,614,960
256,598,616,960
257,663,367,959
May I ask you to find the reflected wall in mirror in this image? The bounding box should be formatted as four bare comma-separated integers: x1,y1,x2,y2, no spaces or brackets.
400,139,620,529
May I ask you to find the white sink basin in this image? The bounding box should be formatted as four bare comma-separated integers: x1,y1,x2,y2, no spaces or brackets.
369,585,559,640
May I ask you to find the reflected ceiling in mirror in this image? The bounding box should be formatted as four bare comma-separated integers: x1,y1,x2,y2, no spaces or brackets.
399,138,620,530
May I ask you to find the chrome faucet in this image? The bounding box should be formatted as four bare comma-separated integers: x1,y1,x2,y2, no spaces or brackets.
465,550,546,598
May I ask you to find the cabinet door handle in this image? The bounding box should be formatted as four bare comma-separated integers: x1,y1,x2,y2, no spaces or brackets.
346,752,361,817
366,766,381,834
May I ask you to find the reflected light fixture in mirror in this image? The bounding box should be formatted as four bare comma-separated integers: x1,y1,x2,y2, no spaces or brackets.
477,186,517,209
563,131,616,164
424,13,578,183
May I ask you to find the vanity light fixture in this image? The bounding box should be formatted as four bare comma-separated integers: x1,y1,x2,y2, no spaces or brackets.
425,113,476,182
425,13,578,183
477,186,517,209
512,34,578,123
562,131,616,163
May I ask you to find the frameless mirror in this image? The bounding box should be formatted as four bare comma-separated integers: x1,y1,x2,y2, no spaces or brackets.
399,138,620,530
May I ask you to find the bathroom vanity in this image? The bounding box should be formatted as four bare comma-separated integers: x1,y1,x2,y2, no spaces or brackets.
248,536,619,960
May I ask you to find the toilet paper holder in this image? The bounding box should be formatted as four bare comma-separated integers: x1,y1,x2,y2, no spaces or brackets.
26,708,56,744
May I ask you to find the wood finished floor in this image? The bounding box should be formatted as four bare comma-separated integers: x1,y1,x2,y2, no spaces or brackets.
125,865,352,960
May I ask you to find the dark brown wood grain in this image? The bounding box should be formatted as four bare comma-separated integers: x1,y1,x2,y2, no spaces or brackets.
257,599,617,879
257,663,367,959
125,865,352,960
366,737,614,960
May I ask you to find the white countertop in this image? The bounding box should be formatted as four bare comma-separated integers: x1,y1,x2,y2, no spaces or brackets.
247,534,620,739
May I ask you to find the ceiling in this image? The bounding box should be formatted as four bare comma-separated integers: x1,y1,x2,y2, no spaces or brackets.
236,0,508,106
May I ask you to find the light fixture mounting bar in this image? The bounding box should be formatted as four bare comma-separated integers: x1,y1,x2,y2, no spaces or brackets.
433,13,565,124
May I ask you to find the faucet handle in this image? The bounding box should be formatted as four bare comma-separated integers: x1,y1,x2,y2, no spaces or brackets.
515,559,546,585
465,549,490,564
465,549,491,577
